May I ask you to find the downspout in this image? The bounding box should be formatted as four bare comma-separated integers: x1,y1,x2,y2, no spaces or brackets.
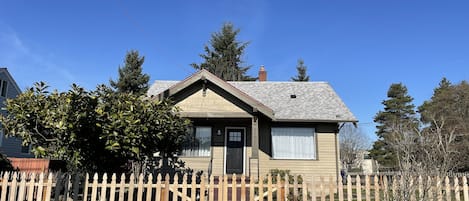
208,146,213,176
335,130,339,185
335,123,346,185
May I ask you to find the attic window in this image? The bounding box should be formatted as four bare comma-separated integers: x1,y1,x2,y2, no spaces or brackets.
290,94,296,99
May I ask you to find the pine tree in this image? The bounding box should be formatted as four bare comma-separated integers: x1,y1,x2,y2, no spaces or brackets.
291,59,310,81
191,22,255,81
110,50,150,95
418,78,452,123
369,83,418,169
418,78,469,171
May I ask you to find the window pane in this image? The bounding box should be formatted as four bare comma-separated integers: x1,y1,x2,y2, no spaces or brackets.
271,127,316,159
181,126,211,157
1,81,7,97
229,132,241,142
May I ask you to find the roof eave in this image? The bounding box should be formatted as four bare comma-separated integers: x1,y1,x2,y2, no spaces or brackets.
273,118,358,123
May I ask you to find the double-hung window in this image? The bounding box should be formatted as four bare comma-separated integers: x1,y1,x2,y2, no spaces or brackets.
271,127,316,159
181,126,211,157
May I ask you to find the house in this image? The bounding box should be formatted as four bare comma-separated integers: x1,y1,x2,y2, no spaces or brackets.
348,150,378,174
0,68,33,158
147,67,357,182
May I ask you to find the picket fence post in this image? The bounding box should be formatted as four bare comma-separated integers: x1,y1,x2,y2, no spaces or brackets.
233,174,238,201
44,173,53,201
267,174,272,201
200,174,206,201
164,174,170,201
181,174,187,201
109,173,116,201
310,176,316,201
445,176,451,201
101,173,108,201
209,175,214,201
463,176,469,201
172,174,178,201
241,174,246,201
250,174,255,201
27,173,36,201
276,174,282,201
256,175,262,201
428,176,434,200
374,175,379,201
191,173,196,201
118,174,126,201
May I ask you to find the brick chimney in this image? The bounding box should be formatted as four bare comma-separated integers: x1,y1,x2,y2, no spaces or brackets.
258,65,267,81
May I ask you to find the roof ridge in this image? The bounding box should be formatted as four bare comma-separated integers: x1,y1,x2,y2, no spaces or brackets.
152,80,179,83
153,80,330,84
229,81,330,84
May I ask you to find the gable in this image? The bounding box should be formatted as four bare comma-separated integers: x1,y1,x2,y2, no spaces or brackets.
175,88,250,118
149,70,275,119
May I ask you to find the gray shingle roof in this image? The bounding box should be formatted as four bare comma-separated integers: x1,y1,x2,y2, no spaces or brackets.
148,80,357,122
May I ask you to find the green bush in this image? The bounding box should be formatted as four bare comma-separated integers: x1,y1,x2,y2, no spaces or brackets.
0,153,14,171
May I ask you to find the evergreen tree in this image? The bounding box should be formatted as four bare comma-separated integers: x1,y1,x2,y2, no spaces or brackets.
418,78,469,171
291,59,310,81
110,50,150,95
369,83,418,169
191,22,255,81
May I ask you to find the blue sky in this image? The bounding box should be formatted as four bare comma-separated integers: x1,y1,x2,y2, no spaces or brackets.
1,1,468,141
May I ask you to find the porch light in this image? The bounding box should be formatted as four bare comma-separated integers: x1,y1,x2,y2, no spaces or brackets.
217,129,222,136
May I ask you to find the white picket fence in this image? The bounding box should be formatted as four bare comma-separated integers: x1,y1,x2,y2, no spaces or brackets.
0,172,309,201
2,171,469,201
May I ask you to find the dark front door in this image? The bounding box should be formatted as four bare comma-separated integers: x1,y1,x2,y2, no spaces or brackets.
225,128,244,174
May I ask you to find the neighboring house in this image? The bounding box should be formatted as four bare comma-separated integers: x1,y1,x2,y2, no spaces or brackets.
343,150,378,174
361,152,378,174
147,68,357,182
0,68,32,158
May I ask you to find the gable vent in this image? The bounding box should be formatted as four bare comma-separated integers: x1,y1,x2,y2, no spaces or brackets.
290,94,297,99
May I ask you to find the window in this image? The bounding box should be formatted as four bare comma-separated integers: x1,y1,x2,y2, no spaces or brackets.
271,127,316,159
0,80,7,97
181,126,211,157
229,131,242,142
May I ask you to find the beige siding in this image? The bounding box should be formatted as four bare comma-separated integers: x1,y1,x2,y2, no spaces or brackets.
258,132,339,183
178,146,226,175
176,89,248,115
174,157,211,173
183,147,253,176
211,147,224,175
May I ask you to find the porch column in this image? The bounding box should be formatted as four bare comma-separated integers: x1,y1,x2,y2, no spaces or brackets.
250,116,259,178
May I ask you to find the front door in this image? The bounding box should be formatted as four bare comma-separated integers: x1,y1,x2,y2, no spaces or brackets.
225,128,244,174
